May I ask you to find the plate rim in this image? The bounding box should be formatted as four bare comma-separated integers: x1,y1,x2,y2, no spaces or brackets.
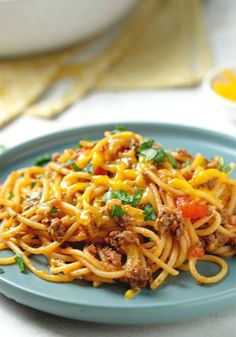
1,122,236,164
0,122,236,311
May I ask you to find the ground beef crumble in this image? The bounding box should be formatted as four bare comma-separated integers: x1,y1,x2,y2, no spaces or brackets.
47,218,65,242
105,230,138,253
157,206,184,239
98,246,122,268
204,231,229,251
126,264,151,289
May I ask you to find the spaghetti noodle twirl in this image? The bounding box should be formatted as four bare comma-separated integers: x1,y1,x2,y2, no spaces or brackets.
0,128,236,299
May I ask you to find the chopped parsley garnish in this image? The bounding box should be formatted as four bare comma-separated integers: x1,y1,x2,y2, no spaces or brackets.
219,156,226,170
138,139,177,168
140,148,160,162
182,160,191,168
62,159,82,172
31,181,37,188
50,205,58,213
34,154,51,167
111,205,124,218
74,142,82,149
165,152,177,169
15,254,27,273
131,189,144,207
102,189,122,203
0,268,5,275
138,139,155,152
153,148,167,165
143,203,156,221
219,156,233,173
222,166,232,173
111,125,127,134
102,188,143,207
114,190,131,205
86,162,94,174
71,162,82,172
8,191,14,200
62,159,73,167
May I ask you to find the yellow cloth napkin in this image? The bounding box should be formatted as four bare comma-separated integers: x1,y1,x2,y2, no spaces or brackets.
0,0,212,127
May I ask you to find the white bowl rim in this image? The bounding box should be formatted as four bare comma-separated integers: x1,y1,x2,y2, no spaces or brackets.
0,0,31,3
203,63,236,110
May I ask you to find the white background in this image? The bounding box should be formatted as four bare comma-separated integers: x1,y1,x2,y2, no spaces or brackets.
0,0,236,336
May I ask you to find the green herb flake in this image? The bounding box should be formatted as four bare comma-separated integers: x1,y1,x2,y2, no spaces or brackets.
71,162,82,172
143,203,156,221
74,142,82,149
138,142,177,168
153,148,166,165
62,159,82,172
222,165,232,173
139,148,159,162
8,191,14,200
219,156,235,173
102,189,131,204
34,154,51,167
165,152,177,169
110,125,127,134
182,160,191,168
61,159,74,167
131,189,144,207
0,268,5,275
31,181,37,189
138,139,155,152
50,205,58,214
102,188,116,203
111,205,124,218
103,188,143,207
115,190,132,205
218,156,225,169
15,254,27,273
86,162,94,174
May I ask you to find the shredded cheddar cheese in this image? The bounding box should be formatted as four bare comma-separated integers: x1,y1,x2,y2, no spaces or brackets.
0,127,236,299
213,69,236,102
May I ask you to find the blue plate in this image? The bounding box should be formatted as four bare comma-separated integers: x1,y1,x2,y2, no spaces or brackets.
0,123,236,324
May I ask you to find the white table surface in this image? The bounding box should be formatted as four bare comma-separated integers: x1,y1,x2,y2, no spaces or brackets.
1,0,236,336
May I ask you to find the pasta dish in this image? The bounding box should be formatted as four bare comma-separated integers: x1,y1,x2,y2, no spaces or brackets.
0,127,236,299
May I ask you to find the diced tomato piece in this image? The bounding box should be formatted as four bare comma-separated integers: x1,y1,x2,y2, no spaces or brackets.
189,245,205,258
94,167,107,175
182,171,193,180
176,197,208,219
100,144,108,153
52,200,62,208
181,202,208,219
117,145,129,153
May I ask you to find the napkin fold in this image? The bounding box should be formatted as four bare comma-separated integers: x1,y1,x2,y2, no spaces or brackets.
0,0,212,127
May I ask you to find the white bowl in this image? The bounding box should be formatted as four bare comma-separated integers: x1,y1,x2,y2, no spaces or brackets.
203,64,236,111
0,0,137,57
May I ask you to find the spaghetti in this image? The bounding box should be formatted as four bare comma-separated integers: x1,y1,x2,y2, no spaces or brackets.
0,128,236,299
